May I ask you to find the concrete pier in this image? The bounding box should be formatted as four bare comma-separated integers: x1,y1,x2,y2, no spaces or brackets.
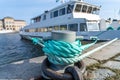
0,40,120,80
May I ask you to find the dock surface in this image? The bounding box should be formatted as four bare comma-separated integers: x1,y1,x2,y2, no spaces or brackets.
0,40,120,80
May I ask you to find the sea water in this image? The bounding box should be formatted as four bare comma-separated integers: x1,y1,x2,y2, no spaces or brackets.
0,33,44,66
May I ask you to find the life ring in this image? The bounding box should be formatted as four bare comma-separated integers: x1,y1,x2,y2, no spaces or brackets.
41,58,85,80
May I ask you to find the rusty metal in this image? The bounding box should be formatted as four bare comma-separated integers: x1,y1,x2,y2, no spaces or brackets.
74,60,86,73
65,66,83,80
41,58,85,80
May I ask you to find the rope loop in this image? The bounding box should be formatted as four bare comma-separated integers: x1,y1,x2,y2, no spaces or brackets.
43,40,97,65
31,37,97,65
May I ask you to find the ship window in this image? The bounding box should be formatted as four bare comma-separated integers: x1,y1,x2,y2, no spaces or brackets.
67,5,74,14
60,25,67,30
87,6,92,13
25,29,29,32
82,5,87,13
39,28,47,32
48,26,53,31
29,29,36,32
43,15,46,20
68,23,78,31
92,8,100,15
37,28,42,32
87,23,99,31
80,23,87,31
54,26,59,30
75,4,82,12
44,28,48,32
59,8,66,16
36,16,41,22
50,12,53,18
53,10,58,17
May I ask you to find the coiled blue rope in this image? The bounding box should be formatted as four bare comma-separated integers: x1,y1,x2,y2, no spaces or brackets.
31,37,97,65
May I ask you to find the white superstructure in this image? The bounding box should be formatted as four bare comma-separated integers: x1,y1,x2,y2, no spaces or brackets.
20,0,105,40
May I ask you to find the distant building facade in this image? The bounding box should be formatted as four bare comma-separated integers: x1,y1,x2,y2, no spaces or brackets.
0,17,26,31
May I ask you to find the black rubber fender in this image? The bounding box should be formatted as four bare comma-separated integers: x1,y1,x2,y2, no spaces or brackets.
65,66,83,80
41,58,85,80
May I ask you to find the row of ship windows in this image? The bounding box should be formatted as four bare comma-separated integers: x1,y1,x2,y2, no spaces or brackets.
24,23,87,32
33,4,99,23
75,4,100,14
33,5,74,22
50,5,74,18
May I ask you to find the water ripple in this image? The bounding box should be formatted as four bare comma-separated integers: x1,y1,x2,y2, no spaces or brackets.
0,33,44,66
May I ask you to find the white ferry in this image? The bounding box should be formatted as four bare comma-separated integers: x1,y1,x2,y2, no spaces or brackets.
20,0,120,41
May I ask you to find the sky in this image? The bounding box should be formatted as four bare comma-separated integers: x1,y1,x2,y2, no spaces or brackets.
0,0,120,24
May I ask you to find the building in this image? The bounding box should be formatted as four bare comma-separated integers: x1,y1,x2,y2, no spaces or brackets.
0,16,26,31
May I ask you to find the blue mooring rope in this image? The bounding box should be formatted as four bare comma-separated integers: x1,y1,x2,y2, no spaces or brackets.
31,37,97,65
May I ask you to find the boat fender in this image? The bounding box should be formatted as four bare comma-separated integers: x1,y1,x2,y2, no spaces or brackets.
65,66,83,80
41,58,85,80
107,27,114,30
117,27,120,30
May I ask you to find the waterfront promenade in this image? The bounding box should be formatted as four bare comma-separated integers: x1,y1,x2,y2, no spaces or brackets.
0,40,120,80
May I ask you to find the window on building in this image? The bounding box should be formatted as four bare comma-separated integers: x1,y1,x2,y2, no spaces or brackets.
59,8,66,16
6,22,8,24
60,25,67,30
68,23,78,31
75,4,82,12
53,10,58,17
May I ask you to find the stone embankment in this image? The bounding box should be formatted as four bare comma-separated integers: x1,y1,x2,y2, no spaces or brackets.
83,40,120,80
